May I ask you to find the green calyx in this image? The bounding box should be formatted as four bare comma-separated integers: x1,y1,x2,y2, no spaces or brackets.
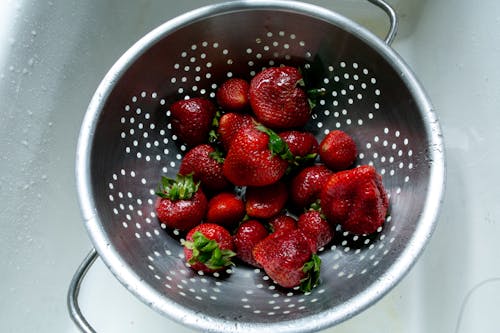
300,253,321,293
208,109,222,144
156,173,200,201
208,149,225,163
306,88,326,110
182,231,236,271
255,124,295,163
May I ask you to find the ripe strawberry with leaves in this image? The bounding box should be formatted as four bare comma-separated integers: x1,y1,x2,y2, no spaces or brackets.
233,219,269,267
222,123,289,186
320,165,389,235
253,229,321,291
182,223,236,273
216,78,250,112
169,97,217,147
290,164,332,209
249,66,311,129
205,192,246,227
155,174,207,231
179,144,229,193
319,130,357,171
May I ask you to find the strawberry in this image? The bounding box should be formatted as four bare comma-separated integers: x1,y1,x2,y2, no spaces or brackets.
179,144,230,193
216,112,254,151
253,229,321,291
279,130,318,160
222,124,288,186
182,223,236,273
169,97,216,146
320,165,389,235
297,210,333,250
216,78,250,112
205,192,246,227
268,214,297,235
245,181,288,219
290,164,332,209
155,174,207,231
233,219,269,267
249,66,311,129
319,130,357,171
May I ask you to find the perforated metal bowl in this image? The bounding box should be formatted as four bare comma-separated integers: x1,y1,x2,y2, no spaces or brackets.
70,1,445,332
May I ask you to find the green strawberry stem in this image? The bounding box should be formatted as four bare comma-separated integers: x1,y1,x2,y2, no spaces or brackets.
297,67,326,110
307,88,326,110
182,231,236,270
208,109,222,144
255,124,295,163
309,199,322,212
156,174,200,200
300,253,321,292
256,123,319,174
209,149,225,163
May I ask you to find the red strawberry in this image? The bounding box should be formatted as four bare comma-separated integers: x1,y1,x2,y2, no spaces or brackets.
169,97,216,146
320,165,389,235
155,174,207,231
279,130,319,159
249,66,311,129
253,229,321,291
268,214,297,235
222,124,288,186
179,144,230,193
297,210,333,250
182,223,236,273
205,192,246,227
216,112,254,151
290,164,332,209
216,78,250,112
233,220,269,267
245,181,288,219
319,130,357,171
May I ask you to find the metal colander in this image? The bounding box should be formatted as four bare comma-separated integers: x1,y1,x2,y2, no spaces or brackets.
70,1,445,332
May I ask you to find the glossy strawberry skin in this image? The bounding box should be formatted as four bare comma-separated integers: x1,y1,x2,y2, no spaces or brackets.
320,165,389,235
290,164,332,209
217,113,254,151
249,66,310,129
297,210,333,250
245,181,288,219
222,125,288,186
179,144,230,193
183,223,235,273
216,78,250,112
155,188,207,231
205,192,246,227
233,220,269,267
319,130,357,171
279,130,318,158
169,97,217,147
268,214,297,235
253,229,317,289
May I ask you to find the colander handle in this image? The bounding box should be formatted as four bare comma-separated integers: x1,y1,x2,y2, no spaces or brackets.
367,0,398,45
67,248,99,333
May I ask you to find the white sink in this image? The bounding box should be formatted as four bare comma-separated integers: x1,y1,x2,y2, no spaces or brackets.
1,0,500,332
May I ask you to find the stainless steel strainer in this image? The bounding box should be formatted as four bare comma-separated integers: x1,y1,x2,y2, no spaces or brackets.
69,1,445,332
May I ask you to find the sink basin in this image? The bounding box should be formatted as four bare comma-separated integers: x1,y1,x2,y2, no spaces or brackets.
1,0,500,332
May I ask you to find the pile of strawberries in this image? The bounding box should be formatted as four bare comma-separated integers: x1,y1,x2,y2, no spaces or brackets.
155,66,389,292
